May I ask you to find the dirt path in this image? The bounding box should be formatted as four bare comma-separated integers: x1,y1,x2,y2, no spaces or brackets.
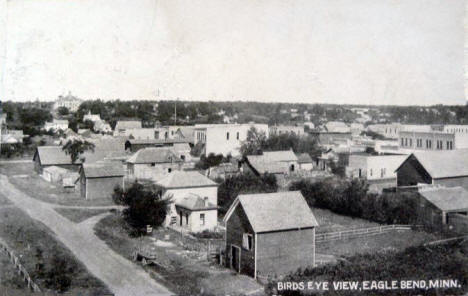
0,174,171,296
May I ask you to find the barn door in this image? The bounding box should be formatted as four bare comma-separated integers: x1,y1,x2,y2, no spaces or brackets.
231,245,240,273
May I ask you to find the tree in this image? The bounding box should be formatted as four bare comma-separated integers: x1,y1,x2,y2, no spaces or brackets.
57,106,69,116
195,153,226,170
240,127,267,156
113,182,172,232
62,139,95,163
81,119,95,131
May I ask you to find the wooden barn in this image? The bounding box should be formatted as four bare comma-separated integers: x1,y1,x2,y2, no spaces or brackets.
33,146,80,174
223,191,318,278
77,163,125,200
396,149,468,191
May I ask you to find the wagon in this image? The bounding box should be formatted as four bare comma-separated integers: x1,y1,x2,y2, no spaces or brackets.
132,245,158,266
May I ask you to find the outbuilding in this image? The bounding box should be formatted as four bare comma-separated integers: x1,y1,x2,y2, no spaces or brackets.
223,191,318,278
77,163,125,199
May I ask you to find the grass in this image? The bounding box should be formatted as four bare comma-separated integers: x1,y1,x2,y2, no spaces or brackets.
313,207,381,233
0,206,111,295
0,252,28,291
94,213,264,295
0,162,115,207
316,229,442,257
54,208,111,223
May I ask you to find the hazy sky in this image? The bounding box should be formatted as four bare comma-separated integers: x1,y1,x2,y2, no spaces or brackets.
0,0,465,105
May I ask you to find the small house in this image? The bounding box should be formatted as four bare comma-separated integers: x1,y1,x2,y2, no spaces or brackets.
155,171,218,231
77,163,125,199
223,191,318,278
296,153,314,171
33,146,80,174
126,147,184,179
242,150,299,176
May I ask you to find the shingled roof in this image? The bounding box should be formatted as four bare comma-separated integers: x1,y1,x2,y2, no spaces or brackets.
224,191,318,233
115,120,142,130
34,146,75,165
156,171,217,189
127,147,183,164
262,150,298,162
81,163,125,178
296,153,313,164
419,186,468,212
175,193,217,211
397,149,468,179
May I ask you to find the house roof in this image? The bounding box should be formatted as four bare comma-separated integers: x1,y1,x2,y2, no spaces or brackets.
127,147,182,164
296,153,313,164
156,171,217,189
172,143,191,152
175,193,217,211
34,146,75,165
246,155,290,174
225,191,318,233
125,138,190,145
419,187,468,212
324,121,350,133
177,127,195,141
81,163,125,178
261,150,298,162
397,149,468,179
115,120,142,130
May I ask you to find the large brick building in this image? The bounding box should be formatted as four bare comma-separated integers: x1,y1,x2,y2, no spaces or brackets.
223,191,318,278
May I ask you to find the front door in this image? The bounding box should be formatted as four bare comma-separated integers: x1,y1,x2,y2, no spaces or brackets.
231,245,240,273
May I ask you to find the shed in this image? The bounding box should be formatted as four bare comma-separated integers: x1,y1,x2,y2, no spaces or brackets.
33,146,80,174
77,163,125,199
223,191,318,278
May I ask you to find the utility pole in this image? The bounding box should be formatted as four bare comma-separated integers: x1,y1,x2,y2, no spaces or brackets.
174,99,177,125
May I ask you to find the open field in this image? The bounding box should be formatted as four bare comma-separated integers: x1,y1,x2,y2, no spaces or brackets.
55,208,112,223
94,212,264,296
0,162,115,207
313,207,381,233
0,206,111,295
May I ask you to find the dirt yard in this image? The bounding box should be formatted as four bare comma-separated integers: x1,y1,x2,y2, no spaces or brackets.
0,162,115,207
94,212,264,296
55,208,112,223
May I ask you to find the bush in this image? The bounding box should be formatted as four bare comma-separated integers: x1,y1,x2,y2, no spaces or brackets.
44,255,73,293
113,182,172,232
191,230,223,239
218,172,278,215
289,178,420,225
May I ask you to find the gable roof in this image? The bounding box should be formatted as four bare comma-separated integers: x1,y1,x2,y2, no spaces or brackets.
396,149,468,179
156,171,217,189
224,191,318,233
115,120,142,130
262,150,298,162
296,153,313,164
125,138,190,145
246,155,290,174
419,187,468,211
34,146,75,165
81,163,125,178
175,193,217,211
127,147,182,164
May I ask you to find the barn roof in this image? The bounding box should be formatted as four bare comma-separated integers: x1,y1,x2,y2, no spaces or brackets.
224,191,318,233
127,147,183,164
175,193,217,211
419,187,468,212
262,150,298,162
156,171,217,189
396,149,468,179
296,153,313,164
34,146,75,165
81,163,125,178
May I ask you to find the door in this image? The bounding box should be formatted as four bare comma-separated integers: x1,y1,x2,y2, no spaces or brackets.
231,245,240,273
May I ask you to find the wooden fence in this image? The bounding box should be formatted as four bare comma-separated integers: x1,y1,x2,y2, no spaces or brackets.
316,224,416,243
0,239,41,293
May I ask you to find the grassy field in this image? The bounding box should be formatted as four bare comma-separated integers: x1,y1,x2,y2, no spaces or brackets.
94,213,264,295
0,162,115,207
0,205,111,295
313,207,381,233
54,208,111,223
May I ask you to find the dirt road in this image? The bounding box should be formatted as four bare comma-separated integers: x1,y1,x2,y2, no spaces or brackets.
0,174,171,296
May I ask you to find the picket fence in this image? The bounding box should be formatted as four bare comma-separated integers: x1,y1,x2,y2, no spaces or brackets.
315,224,416,243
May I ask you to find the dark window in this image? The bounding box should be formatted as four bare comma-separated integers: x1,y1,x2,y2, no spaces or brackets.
226,132,230,140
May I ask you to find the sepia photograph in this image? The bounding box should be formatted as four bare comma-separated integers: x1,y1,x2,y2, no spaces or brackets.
0,0,467,295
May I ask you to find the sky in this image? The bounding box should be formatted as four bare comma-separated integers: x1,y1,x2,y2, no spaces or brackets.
0,0,466,105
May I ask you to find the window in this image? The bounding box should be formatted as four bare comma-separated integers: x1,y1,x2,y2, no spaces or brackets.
369,169,373,177
236,132,239,140
226,132,230,140
380,168,386,178
180,155,186,160
151,162,155,167
447,141,453,150
168,168,172,173
200,213,205,226
426,139,432,149
401,138,404,146
242,233,253,250
404,138,408,147
409,139,412,147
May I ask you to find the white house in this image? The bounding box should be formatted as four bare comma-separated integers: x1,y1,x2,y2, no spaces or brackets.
156,171,219,232
126,147,183,180
44,119,69,132
347,154,407,192
194,123,269,157
113,120,142,137
83,111,101,123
